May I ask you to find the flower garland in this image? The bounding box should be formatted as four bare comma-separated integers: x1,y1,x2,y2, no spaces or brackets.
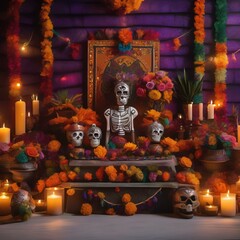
7,0,24,97
193,0,205,103
214,0,228,114
40,0,54,103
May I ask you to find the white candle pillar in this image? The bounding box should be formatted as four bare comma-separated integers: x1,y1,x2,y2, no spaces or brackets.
47,192,63,215
207,100,214,119
221,191,236,217
0,192,12,216
0,123,10,144
15,99,26,135
187,102,193,121
199,103,203,121
32,94,39,116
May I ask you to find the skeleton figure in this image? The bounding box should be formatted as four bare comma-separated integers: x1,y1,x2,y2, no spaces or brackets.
88,124,102,148
173,187,200,219
66,123,85,147
148,121,164,143
104,81,138,146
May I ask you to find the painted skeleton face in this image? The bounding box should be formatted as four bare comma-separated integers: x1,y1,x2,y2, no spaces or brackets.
114,81,130,106
148,121,164,143
66,123,85,147
88,124,102,148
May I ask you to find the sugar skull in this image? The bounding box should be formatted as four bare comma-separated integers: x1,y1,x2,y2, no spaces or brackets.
88,124,102,148
66,123,85,147
148,121,164,143
173,187,199,219
114,81,130,106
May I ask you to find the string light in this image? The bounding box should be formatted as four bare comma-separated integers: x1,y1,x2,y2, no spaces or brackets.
21,32,33,52
53,29,71,46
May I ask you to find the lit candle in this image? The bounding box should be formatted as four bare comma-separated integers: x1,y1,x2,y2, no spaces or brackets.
207,100,214,119
3,179,10,192
0,192,11,215
0,123,10,144
15,99,26,135
199,189,213,208
199,103,203,121
35,199,46,212
32,94,39,116
187,102,193,121
204,205,218,216
220,191,236,217
47,192,63,215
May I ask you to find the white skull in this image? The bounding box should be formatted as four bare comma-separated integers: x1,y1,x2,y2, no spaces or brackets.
66,123,85,147
114,81,130,106
173,187,200,219
88,124,102,148
148,121,164,143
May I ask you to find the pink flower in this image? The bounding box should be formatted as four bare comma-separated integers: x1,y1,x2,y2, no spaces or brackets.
149,172,157,182
146,81,155,90
136,87,146,97
165,81,174,89
157,83,166,92
143,74,153,82
221,132,237,147
155,71,166,79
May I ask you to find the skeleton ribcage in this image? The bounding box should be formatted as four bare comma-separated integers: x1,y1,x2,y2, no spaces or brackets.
111,109,131,135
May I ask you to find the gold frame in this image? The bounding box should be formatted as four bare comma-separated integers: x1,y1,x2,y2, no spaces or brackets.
87,40,160,114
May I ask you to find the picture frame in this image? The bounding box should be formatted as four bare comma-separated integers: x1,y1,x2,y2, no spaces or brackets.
87,40,160,117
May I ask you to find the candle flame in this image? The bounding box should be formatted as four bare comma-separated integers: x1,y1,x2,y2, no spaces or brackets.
3,123,5,128
28,112,31,117
206,189,209,195
227,190,230,197
1,192,6,197
37,199,42,204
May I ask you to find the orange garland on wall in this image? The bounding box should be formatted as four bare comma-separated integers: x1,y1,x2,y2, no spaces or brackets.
7,0,24,97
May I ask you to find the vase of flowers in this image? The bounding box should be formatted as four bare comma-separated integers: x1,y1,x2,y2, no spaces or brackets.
136,70,174,112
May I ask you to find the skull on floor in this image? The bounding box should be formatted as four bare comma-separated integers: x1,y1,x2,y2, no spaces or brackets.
148,121,164,143
66,123,85,147
173,187,199,219
88,123,102,148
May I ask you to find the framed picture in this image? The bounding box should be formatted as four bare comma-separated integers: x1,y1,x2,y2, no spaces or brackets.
87,40,160,131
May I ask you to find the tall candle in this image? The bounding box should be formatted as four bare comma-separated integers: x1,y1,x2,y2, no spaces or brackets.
187,102,193,121
0,192,11,215
32,94,39,116
47,192,63,215
207,100,214,119
221,191,236,217
0,123,10,144
199,189,213,208
15,99,26,135
199,103,203,121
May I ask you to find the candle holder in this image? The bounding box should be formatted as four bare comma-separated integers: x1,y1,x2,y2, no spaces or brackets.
198,189,213,213
34,199,47,212
0,192,13,216
45,187,65,215
204,205,219,216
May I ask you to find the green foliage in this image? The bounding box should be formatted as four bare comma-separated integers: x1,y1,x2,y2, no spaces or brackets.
174,69,203,104
51,90,82,107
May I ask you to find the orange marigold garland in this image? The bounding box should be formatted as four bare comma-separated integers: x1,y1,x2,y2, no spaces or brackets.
7,0,24,97
214,0,228,115
40,0,54,103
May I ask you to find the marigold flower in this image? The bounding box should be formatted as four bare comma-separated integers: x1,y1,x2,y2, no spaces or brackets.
36,179,45,193
94,145,107,159
118,28,133,45
47,140,61,152
25,146,39,158
106,208,116,215
97,192,105,199
66,188,75,196
173,38,181,51
179,156,192,168
120,164,128,172
123,142,137,152
105,165,118,181
124,202,137,216
145,109,161,121
148,89,161,101
122,193,131,203
80,203,92,216
84,172,92,181
96,167,105,181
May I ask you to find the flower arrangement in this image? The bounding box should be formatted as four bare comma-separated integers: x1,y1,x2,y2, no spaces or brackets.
105,0,144,15
136,71,174,111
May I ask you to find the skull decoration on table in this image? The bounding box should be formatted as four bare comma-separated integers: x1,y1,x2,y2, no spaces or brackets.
173,187,199,219
66,123,85,158
148,121,164,143
87,123,102,148
104,81,138,147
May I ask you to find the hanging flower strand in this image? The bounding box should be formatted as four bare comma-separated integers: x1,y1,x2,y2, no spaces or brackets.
193,0,205,103
214,0,228,114
40,0,54,103
173,29,192,51
7,0,24,97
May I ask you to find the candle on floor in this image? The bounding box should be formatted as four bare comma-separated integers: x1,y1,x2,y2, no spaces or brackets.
3,179,10,192
35,199,46,212
32,94,39,116
47,192,63,215
207,100,214,119
15,99,26,135
204,205,218,216
199,189,213,208
0,192,12,215
0,123,10,144
220,191,236,217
